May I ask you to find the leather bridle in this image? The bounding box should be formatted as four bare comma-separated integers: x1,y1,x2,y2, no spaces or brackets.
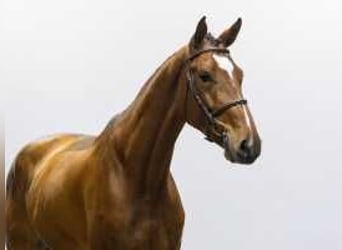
184,48,247,146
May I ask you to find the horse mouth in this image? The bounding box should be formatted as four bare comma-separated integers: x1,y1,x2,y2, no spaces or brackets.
222,133,235,163
224,149,233,162
206,132,257,164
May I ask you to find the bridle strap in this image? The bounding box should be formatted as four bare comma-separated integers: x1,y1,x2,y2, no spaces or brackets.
186,69,216,125
185,48,230,63
185,48,248,143
211,99,247,117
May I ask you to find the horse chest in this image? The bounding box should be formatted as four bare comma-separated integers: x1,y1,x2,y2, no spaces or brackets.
127,204,183,249
92,187,184,249
127,213,168,247
89,167,184,248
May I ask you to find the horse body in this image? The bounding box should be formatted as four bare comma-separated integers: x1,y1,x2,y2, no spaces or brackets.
7,133,184,249
6,47,188,249
6,17,261,249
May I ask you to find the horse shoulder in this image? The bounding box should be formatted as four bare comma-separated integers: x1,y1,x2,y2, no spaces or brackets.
20,134,90,217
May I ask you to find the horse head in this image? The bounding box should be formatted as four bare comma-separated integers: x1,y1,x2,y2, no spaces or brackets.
185,17,261,164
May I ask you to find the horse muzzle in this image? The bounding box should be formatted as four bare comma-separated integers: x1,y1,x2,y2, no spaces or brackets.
223,133,261,165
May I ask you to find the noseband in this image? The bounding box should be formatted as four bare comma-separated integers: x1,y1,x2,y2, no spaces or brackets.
185,48,247,144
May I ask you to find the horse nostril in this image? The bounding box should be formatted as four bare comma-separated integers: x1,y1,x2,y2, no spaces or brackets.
239,139,252,159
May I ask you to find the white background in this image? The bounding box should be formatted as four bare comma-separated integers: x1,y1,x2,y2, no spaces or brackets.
2,0,342,249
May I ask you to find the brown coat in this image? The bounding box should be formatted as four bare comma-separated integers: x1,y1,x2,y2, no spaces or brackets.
5,17,260,250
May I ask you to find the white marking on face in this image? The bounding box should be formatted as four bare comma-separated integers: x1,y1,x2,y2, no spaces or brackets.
242,105,252,130
213,54,235,78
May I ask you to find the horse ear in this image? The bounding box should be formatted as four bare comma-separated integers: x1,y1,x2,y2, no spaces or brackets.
190,16,207,49
218,18,242,47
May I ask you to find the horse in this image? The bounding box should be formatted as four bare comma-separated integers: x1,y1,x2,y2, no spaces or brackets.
5,16,261,249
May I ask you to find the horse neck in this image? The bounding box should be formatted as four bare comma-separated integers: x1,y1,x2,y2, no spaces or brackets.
96,46,189,198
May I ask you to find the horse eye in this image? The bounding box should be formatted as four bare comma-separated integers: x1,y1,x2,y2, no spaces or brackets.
199,72,212,82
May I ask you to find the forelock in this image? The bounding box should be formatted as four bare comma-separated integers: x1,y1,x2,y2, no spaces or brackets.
205,33,221,47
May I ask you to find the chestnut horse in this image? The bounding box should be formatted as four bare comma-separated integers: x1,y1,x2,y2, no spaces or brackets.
6,17,261,249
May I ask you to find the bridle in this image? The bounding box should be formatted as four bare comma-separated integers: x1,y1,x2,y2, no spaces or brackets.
184,48,247,146
185,48,247,145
